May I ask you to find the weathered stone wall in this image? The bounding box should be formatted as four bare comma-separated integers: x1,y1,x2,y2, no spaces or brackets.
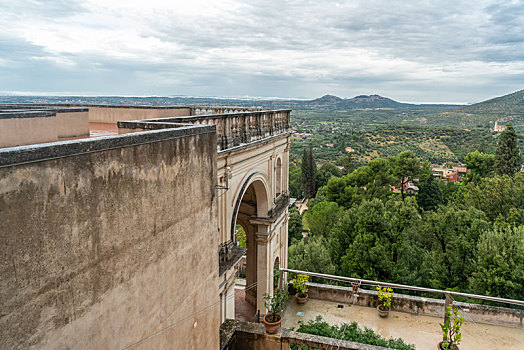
0,129,220,349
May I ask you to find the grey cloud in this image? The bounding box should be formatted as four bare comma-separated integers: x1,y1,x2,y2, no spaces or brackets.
0,0,523,102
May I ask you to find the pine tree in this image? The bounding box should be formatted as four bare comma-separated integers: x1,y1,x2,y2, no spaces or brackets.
494,123,522,176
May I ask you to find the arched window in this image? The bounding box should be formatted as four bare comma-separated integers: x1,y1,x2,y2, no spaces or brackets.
276,158,282,196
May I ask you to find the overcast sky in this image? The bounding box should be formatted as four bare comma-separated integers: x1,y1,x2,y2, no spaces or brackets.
0,0,523,103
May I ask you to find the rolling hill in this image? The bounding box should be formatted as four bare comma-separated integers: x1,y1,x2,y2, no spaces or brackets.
461,89,524,115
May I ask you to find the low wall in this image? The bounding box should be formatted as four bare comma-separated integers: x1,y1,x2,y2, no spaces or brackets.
86,106,192,123
0,109,89,147
0,125,220,349
307,282,524,329
54,111,89,138
220,320,389,350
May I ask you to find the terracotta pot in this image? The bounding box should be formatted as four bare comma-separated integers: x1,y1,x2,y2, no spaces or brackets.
295,292,308,304
377,304,390,318
263,313,282,334
288,282,297,295
437,341,459,350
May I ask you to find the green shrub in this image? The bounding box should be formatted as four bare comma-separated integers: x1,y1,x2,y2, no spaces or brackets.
291,316,415,350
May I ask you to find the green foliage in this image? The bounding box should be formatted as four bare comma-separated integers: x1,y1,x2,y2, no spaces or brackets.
307,201,344,236
337,198,419,281
325,158,395,208
274,264,280,290
288,207,304,245
464,174,524,223
391,150,424,201
292,274,309,296
495,123,522,176
418,205,489,290
288,149,524,301
288,236,336,276
335,154,356,175
376,286,394,309
316,162,342,189
440,307,464,349
417,177,444,211
470,226,524,300
301,146,316,198
236,225,246,248
464,150,494,182
291,316,415,350
289,162,303,198
263,288,289,323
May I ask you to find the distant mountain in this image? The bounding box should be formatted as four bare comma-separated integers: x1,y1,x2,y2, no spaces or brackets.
460,89,524,115
305,94,407,109
311,94,343,103
0,94,463,111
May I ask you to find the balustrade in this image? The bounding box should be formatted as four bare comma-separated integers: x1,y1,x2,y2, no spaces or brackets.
180,110,291,151
118,109,291,151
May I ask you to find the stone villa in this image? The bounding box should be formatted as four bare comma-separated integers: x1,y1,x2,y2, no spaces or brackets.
0,105,290,349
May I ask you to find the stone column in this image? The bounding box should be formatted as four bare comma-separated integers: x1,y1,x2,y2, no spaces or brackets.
255,225,271,313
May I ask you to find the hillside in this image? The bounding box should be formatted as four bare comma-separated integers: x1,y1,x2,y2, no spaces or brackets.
461,89,524,115
430,89,524,130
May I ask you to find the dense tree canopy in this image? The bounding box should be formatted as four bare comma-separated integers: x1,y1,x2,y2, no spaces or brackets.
464,150,495,183
288,150,524,301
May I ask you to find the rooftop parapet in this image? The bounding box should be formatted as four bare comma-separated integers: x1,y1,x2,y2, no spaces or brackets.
119,109,291,151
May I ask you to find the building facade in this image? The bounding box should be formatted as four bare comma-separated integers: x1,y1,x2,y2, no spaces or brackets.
0,105,290,349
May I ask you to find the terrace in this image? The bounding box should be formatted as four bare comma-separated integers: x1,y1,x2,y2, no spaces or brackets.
224,269,524,350
0,104,290,151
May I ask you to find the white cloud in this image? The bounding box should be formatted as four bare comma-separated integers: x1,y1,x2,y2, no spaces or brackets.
0,0,522,102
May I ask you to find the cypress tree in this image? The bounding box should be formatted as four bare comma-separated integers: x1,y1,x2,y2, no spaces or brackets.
494,123,522,176
301,146,316,198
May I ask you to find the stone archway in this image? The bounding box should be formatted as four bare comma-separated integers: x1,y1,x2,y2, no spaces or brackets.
232,176,270,311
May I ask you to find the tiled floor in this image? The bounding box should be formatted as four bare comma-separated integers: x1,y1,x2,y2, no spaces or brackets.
234,288,256,322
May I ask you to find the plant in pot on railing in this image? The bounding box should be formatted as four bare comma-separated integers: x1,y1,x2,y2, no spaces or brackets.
263,288,289,334
293,274,309,304
376,286,394,317
438,306,464,350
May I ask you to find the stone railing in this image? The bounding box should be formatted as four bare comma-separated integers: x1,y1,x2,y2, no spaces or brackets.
189,106,260,116
119,109,291,151
220,320,389,350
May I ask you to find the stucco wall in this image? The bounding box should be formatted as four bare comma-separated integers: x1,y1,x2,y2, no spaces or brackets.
0,115,58,147
0,110,89,148
0,130,220,349
87,106,192,123
54,111,89,138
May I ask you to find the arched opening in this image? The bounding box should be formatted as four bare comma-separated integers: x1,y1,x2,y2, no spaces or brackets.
275,158,282,196
273,257,280,292
233,178,269,321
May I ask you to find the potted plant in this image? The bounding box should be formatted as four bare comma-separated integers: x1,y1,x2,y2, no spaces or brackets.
263,288,289,334
438,306,464,350
293,274,309,304
376,286,394,317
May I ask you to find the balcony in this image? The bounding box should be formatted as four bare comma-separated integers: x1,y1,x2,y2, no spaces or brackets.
224,269,524,350
118,109,291,151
